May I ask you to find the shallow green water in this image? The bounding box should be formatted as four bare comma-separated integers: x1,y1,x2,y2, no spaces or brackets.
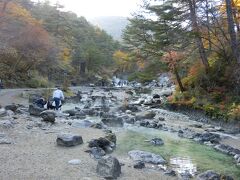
115,128,240,179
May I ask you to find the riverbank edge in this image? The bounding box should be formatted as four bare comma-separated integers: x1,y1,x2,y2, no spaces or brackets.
162,103,240,134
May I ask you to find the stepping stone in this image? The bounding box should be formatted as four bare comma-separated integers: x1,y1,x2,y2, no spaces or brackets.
57,134,83,147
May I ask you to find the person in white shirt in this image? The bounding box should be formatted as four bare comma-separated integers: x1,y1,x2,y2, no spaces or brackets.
52,87,64,110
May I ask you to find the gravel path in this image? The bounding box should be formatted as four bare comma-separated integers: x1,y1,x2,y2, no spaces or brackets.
0,116,174,180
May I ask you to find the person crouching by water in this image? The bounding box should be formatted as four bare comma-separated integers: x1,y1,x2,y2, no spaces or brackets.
52,86,64,110
35,97,47,108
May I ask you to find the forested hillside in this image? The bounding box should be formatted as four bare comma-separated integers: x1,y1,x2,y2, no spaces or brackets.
0,0,120,87
122,0,240,121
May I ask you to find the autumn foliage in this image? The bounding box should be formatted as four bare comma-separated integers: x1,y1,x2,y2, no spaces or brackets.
0,0,120,87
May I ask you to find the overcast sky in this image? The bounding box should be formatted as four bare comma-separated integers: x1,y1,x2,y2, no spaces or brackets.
38,0,143,18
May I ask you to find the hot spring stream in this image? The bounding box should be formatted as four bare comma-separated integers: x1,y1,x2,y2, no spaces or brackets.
62,85,240,180
62,101,240,179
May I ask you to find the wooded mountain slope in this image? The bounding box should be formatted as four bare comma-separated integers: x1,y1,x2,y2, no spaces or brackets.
0,0,120,87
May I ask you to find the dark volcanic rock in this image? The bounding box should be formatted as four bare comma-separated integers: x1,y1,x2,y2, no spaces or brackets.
89,137,111,149
158,117,165,121
56,134,83,147
197,170,234,180
133,161,145,169
150,138,164,146
96,156,121,179
196,170,220,180
194,132,220,144
214,144,240,156
29,104,44,116
180,171,193,179
40,110,56,123
88,136,116,154
5,104,18,112
119,104,139,112
153,94,160,99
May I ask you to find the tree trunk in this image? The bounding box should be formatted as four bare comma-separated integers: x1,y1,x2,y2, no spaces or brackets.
205,0,212,51
188,0,209,71
173,65,185,92
225,0,240,63
80,61,86,75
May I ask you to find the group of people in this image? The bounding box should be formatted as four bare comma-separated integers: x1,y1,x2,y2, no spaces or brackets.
35,87,64,111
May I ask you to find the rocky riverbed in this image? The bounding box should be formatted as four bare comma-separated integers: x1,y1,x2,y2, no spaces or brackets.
0,84,240,179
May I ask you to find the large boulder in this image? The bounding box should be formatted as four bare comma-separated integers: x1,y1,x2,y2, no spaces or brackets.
40,110,56,123
96,156,121,179
56,134,83,147
89,137,111,149
101,117,123,127
88,137,115,153
29,104,44,116
128,150,166,165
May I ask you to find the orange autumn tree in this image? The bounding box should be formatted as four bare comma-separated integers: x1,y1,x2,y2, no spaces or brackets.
0,1,53,85
113,50,133,73
162,51,185,92
113,50,146,74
